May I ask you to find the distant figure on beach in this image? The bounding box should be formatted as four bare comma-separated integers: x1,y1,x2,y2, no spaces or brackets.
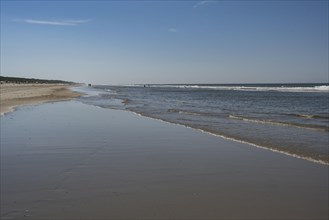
88,84,92,87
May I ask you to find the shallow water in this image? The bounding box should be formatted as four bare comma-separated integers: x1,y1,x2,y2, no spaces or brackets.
1,101,328,219
78,84,329,164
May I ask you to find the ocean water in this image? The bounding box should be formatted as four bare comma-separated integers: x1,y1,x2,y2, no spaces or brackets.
77,84,329,164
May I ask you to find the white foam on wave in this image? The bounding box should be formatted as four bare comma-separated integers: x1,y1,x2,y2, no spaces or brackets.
129,84,329,93
228,115,328,132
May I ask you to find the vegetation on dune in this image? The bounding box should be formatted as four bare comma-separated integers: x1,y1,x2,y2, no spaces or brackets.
0,76,75,84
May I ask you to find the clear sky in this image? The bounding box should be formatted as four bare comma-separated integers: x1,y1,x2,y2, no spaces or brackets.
1,0,328,84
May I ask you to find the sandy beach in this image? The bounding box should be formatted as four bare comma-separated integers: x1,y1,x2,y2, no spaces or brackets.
1,100,328,219
0,83,82,115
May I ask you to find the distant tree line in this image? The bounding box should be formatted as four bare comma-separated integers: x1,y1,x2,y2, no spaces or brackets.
0,76,75,84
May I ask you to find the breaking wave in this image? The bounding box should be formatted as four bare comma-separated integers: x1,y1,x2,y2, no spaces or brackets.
126,84,329,93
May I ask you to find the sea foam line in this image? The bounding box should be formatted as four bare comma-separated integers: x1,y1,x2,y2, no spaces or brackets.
129,111,329,166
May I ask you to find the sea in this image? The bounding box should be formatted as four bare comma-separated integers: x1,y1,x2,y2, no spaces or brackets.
76,83,329,165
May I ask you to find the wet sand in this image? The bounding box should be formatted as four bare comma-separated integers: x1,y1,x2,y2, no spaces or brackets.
1,101,328,219
0,83,82,115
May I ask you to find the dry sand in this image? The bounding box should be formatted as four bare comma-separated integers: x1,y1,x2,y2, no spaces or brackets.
0,83,82,115
1,101,328,219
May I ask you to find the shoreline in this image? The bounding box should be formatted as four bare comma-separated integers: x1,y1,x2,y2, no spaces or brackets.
131,111,329,166
0,83,83,116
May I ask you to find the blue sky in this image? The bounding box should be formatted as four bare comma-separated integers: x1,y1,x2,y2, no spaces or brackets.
1,0,328,84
